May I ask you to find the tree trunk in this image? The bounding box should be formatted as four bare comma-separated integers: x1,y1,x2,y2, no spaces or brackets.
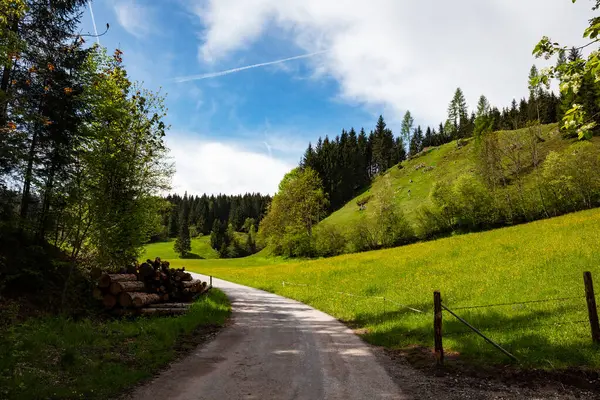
103,294,117,308
98,273,137,288
20,128,39,221
109,280,146,295
118,292,160,308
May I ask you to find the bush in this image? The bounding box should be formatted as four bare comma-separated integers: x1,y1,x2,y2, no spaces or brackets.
314,224,346,257
452,174,497,229
279,229,314,258
542,142,600,215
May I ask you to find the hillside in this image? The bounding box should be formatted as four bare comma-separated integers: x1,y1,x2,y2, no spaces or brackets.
175,207,600,369
320,123,600,233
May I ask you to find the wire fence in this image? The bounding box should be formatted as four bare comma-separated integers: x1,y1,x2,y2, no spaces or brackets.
450,296,586,310
281,280,589,316
281,274,599,364
282,280,425,314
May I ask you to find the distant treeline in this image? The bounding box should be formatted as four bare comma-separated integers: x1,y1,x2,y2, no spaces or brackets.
156,192,271,242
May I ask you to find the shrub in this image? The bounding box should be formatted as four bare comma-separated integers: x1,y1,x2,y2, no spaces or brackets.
542,142,600,215
348,214,379,252
314,224,346,257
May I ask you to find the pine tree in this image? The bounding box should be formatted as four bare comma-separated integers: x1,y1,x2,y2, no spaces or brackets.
447,88,468,138
174,193,191,257
409,126,423,155
357,128,370,186
474,95,493,140
401,111,413,148
168,203,179,238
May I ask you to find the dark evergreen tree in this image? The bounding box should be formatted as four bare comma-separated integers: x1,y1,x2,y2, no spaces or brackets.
174,193,191,257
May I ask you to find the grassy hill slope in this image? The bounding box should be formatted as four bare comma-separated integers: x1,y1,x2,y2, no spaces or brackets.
163,207,600,369
321,123,599,233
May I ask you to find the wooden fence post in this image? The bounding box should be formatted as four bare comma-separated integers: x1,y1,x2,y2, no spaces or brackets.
584,272,600,343
210,276,213,287
434,290,444,365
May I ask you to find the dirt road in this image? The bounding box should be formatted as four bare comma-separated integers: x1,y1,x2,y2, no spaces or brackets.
128,273,405,400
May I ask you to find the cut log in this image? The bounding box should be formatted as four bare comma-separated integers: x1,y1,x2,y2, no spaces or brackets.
98,273,137,288
138,263,154,279
139,308,188,316
103,294,117,308
147,303,192,309
174,271,193,282
181,279,202,289
92,287,104,300
90,267,103,280
119,292,160,308
109,280,146,295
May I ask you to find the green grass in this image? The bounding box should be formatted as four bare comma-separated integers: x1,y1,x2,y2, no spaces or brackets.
170,208,600,369
140,235,220,261
0,289,230,400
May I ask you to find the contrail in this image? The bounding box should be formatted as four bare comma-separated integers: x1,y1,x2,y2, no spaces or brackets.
174,50,327,83
88,1,100,45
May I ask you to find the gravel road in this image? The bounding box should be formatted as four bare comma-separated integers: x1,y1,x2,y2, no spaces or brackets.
127,274,406,400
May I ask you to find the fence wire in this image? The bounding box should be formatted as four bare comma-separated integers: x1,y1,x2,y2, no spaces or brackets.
450,296,585,310
282,280,425,313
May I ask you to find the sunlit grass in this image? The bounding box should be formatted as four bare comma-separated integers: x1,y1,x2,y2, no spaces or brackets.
152,208,600,369
140,236,219,261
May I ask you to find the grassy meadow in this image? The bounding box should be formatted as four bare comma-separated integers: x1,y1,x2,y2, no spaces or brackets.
144,207,600,369
140,235,220,261
0,290,230,400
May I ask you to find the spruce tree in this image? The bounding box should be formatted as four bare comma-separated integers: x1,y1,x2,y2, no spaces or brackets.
174,193,191,257
168,203,179,238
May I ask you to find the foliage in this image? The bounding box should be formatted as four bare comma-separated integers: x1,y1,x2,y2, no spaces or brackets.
259,167,328,257
82,50,172,268
532,0,600,139
541,141,600,213
174,193,191,257
314,223,346,257
0,1,173,292
161,192,271,237
0,290,230,400
186,208,600,369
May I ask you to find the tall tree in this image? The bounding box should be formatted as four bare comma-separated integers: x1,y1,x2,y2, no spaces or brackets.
447,88,468,138
474,95,493,140
401,111,413,148
258,167,328,256
174,192,191,257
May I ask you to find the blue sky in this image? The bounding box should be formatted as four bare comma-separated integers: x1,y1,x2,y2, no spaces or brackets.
81,0,591,195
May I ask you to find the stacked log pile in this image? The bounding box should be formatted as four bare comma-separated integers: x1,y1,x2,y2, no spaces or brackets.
92,258,210,316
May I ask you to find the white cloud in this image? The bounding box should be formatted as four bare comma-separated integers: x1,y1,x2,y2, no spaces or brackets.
195,0,592,123
166,134,294,195
113,0,153,38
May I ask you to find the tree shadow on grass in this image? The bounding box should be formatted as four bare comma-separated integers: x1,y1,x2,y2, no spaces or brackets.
181,253,204,259
350,302,600,370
